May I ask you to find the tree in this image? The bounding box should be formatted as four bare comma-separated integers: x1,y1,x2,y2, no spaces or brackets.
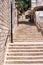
15,0,31,13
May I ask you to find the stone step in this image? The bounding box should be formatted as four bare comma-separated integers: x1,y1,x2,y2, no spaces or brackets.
13,24,43,42
7,53,43,56
5,61,43,64
4,42,43,65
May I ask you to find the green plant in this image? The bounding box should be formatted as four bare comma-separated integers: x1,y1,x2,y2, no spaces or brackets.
16,0,31,13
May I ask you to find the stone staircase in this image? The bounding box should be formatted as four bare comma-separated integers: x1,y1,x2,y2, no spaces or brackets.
4,42,43,65
13,23,43,42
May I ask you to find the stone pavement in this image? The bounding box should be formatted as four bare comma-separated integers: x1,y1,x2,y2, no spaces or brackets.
13,22,43,42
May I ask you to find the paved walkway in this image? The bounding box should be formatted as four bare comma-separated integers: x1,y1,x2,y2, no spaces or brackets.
13,22,43,42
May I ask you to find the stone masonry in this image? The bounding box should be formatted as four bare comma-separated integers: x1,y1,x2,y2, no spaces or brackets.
0,0,17,65
0,0,10,65
31,0,43,10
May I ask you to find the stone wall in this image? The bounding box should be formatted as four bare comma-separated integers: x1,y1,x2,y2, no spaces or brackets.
0,0,17,65
31,0,43,10
0,0,10,65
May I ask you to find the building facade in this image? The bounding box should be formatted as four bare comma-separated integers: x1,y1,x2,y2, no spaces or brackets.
31,0,43,10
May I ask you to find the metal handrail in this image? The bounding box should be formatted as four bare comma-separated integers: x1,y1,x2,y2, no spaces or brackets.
5,30,10,46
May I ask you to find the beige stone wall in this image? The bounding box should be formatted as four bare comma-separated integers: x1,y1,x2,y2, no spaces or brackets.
36,0,43,6
0,0,17,65
0,0,10,65
31,0,43,10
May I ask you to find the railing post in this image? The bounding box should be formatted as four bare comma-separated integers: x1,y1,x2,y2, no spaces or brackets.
10,2,13,43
